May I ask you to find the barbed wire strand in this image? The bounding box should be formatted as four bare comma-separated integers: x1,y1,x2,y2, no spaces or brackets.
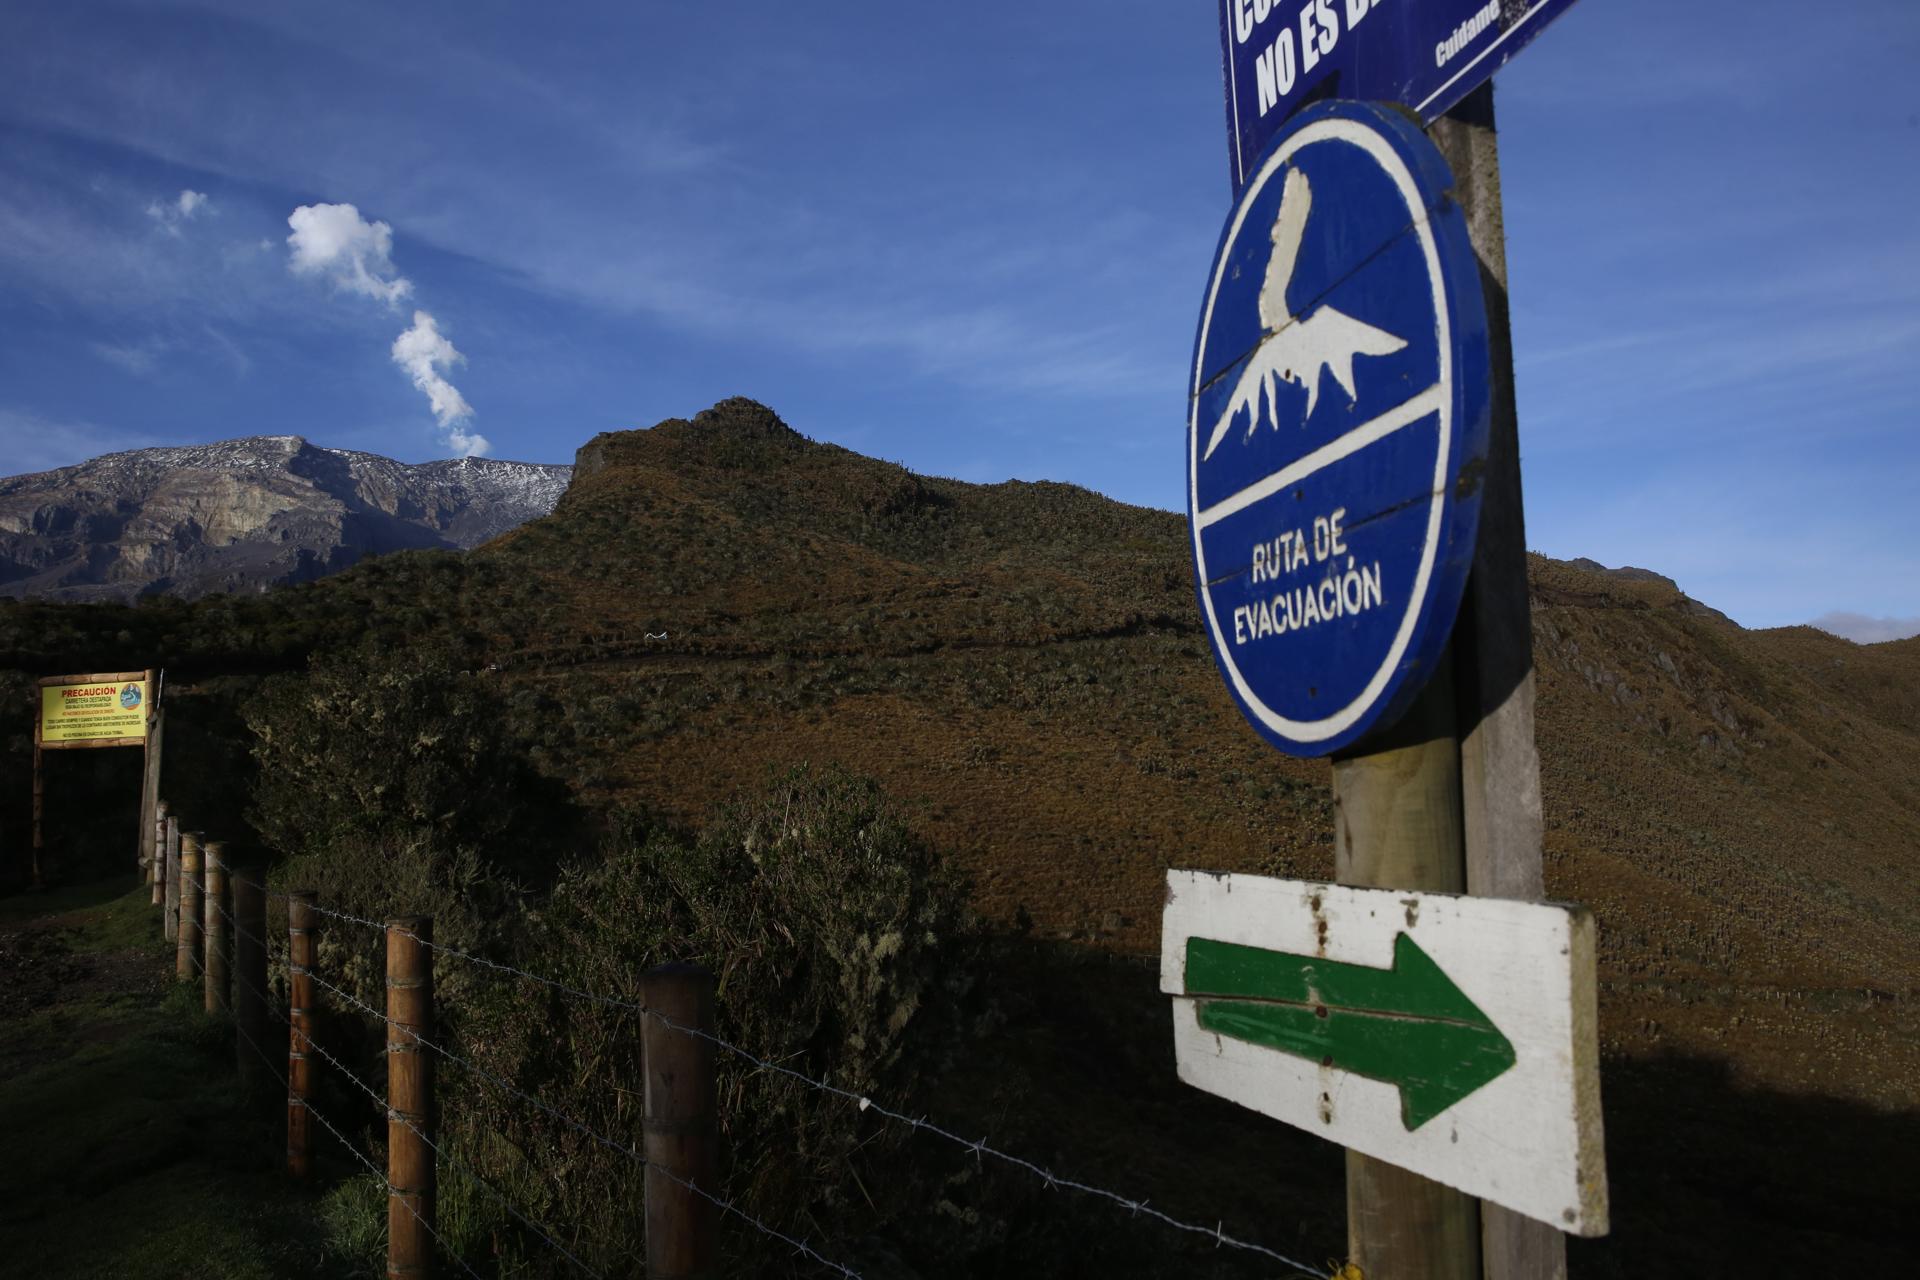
304,966,862,1279
282,894,1317,1273
196,888,604,1280
184,904,486,1280
220,979,483,1280
296,992,608,1280
231,999,289,1090
299,1089,487,1280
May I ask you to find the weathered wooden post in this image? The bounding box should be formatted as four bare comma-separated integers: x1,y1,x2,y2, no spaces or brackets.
136,670,162,878
1175,26,1613,1270
29,714,43,889
163,816,181,942
202,841,230,1013
387,915,435,1280
287,889,317,1179
1333,668,1481,1280
150,799,169,902
642,962,718,1280
232,867,268,1084
1430,82,1572,1280
175,834,204,981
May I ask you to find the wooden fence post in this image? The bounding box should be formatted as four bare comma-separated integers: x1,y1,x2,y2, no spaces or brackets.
175,834,204,982
150,799,169,903
387,916,435,1280
163,817,181,942
137,673,162,879
642,962,718,1280
232,867,268,1085
288,889,317,1179
202,841,229,1014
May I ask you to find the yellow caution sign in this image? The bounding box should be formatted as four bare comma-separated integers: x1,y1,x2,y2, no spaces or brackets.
39,676,151,746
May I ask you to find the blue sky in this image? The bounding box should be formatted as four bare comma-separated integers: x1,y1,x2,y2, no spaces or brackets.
1,1,1915,634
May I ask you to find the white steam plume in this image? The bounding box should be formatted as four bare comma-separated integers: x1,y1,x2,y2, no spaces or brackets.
286,202,413,305
288,203,486,455
391,311,488,456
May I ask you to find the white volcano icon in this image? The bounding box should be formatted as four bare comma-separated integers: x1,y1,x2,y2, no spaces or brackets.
1203,167,1408,461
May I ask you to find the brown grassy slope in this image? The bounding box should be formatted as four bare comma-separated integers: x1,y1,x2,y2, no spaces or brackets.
481,398,1337,947
269,399,1920,1271
479,399,1918,1119
1529,557,1919,1109
490,398,1195,658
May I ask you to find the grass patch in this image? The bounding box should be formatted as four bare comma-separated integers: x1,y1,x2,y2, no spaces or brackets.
0,874,157,940
0,884,329,1278
50,878,170,955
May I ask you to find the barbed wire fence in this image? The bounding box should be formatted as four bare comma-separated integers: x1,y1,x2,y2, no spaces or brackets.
169,850,1329,1280
210,887,598,1279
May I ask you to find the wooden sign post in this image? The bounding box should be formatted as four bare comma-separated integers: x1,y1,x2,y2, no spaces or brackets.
1429,81,1576,1280
138,674,165,879
1329,80,1577,1280
1330,668,1484,1279
1189,1,1605,1264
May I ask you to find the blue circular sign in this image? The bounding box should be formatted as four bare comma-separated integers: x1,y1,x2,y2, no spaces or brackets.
1188,101,1491,758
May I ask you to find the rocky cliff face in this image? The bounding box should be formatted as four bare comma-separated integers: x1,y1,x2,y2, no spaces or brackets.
0,436,570,601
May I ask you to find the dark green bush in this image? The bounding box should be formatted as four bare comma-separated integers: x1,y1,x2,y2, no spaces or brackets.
244,642,571,1012
246,644,527,865
451,765,977,1276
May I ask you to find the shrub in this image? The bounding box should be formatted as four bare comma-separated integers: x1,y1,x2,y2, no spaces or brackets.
452,765,977,1275
244,641,568,1011
246,643,532,868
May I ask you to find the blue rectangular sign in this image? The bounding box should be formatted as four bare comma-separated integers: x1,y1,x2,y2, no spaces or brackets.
1219,0,1584,190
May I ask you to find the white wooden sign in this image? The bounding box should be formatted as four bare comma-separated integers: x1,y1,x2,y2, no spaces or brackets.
1161,870,1608,1234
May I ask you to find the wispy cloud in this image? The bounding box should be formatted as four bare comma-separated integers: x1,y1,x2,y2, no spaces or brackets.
1808,613,1920,645
90,336,169,376
201,324,252,377
3,12,1187,410
145,188,210,235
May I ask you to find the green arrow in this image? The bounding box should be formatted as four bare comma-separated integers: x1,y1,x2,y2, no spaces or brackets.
1185,932,1515,1130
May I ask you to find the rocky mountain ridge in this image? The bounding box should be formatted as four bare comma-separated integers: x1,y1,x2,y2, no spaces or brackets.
0,436,569,602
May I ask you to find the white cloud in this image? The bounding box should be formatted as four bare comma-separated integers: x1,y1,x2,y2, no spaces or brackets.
390,310,486,455
286,202,412,306
1808,612,1920,645
284,204,485,456
145,188,209,234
